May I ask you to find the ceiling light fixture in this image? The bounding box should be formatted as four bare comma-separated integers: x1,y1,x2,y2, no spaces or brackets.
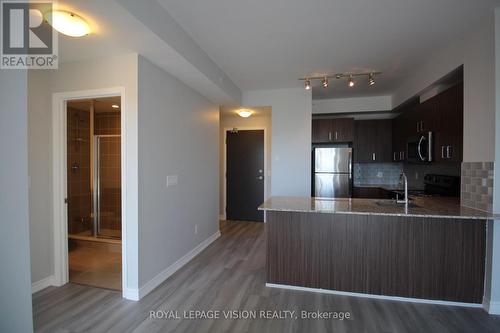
300,71,381,90
322,77,328,88
305,79,311,90
237,109,253,118
45,10,91,37
348,75,355,87
369,73,375,86
111,104,120,109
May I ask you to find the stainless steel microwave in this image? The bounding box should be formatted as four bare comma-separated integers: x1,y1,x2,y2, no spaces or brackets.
407,132,433,163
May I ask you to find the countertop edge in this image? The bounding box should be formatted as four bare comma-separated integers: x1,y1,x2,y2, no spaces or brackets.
258,207,490,220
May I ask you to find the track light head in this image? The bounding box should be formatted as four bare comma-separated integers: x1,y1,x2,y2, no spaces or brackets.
369,73,375,86
348,76,354,87
305,79,311,90
322,77,328,88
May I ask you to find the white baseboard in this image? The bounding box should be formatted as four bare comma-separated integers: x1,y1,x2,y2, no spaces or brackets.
32,275,55,293
266,283,483,309
136,231,221,300
483,297,500,315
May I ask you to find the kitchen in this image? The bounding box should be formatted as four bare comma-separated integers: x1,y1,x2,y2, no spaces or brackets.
260,66,499,307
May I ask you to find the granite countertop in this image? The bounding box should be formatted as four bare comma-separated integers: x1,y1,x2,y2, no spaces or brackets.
259,196,499,220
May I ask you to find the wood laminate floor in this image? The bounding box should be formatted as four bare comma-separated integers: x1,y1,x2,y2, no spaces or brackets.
33,220,500,333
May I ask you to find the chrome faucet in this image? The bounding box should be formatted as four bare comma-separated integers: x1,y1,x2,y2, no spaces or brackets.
396,172,408,207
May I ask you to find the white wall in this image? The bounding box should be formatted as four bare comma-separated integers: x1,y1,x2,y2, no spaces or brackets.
137,56,219,287
243,88,312,196
28,70,53,283
488,7,500,315
0,70,34,332
312,95,392,114
219,107,272,216
27,54,140,292
393,13,495,162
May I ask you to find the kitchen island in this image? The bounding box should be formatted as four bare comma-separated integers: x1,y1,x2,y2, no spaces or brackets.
259,196,498,304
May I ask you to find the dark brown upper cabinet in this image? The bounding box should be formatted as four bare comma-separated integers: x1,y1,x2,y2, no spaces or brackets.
391,82,463,163
354,119,392,163
312,118,354,143
433,84,463,162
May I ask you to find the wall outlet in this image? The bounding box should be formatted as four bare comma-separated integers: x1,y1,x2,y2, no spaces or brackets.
194,224,198,234
166,175,178,187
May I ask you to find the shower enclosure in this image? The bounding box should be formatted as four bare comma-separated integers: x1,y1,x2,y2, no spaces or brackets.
67,98,121,240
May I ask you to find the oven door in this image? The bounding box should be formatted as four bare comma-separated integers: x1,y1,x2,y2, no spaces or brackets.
407,132,432,163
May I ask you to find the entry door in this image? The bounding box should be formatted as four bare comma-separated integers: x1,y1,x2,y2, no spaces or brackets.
226,129,264,222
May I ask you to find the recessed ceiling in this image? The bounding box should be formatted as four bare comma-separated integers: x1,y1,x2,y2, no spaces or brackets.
159,0,499,99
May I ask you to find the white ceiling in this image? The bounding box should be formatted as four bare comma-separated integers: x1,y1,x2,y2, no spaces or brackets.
159,0,500,99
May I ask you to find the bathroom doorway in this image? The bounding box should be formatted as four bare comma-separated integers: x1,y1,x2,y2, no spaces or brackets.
66,96,122,290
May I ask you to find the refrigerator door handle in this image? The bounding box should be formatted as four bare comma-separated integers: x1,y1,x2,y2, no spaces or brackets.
348,151,352,179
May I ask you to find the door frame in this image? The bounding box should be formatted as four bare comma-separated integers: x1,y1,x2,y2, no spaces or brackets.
52,87,129,296
223,127,267,222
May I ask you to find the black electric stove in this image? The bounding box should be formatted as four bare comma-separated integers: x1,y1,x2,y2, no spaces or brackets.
422,174,460,197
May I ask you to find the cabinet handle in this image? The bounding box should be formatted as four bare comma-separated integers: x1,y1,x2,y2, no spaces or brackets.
441,146,445,159
372,153,376,161
335,131,338,140
446,146,452,159
393,152,398,161
400,151,405,160
328,132,332,141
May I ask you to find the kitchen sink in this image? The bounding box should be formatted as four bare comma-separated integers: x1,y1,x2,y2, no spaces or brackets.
375,201,421,209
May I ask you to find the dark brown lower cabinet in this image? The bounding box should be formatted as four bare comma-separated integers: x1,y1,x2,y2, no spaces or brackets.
267,211,485,303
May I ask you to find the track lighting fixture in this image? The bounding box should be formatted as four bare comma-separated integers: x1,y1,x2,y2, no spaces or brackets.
348,75,354,87
304,79,311,90
299,71,381,90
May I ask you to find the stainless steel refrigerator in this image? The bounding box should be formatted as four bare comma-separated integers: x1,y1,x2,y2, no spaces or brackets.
313,147,352,198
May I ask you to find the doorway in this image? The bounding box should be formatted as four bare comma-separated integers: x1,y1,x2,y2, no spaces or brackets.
66,96,122,290
225,129,265,222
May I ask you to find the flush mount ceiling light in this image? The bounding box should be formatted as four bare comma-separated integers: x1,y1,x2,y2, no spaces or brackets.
299,71,381,90
236,109,253,118
111,104,120,109
45,10,91,37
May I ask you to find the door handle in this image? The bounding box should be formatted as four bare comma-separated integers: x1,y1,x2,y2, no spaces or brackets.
417,136,426,161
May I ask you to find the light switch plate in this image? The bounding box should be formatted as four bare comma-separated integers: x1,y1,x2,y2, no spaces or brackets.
166,175,178,187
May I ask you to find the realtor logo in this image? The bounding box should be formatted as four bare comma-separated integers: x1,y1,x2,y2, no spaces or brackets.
1,0,58,69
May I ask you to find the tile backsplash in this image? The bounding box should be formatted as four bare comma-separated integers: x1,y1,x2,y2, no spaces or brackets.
461,162,494,212
354,163,403,186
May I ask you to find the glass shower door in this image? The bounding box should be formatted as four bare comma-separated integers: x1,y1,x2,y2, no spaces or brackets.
94,135,121,239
